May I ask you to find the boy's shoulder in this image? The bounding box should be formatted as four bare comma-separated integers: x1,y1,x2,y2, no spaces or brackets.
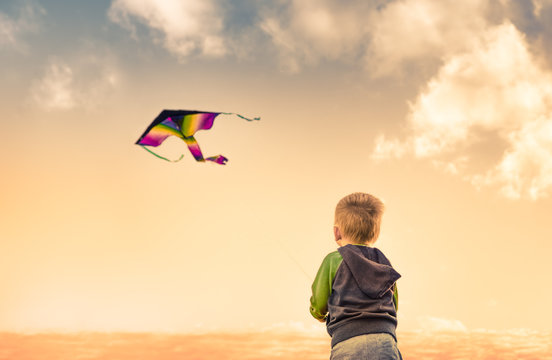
320,250,344,270
323,250,342,261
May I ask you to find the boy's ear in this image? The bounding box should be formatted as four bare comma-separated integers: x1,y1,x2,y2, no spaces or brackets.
333,226,342,243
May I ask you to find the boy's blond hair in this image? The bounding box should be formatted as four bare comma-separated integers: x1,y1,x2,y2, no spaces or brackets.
335,192,385,244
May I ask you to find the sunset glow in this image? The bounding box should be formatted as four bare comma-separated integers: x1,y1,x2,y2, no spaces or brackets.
2,0,552,358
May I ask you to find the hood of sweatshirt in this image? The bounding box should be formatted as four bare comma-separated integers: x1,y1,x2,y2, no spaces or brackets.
338,244,401,298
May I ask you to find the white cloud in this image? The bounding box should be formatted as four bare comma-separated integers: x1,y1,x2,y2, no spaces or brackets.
367,0,491,76
258,0,496,74
103,0,508,78
30,63,76,110
532,0,551,17
373,135,410,160
0,3,44,50
1,12,19,48
259,0,375,72
373,23,552,199
472,115,552,199
418,316,468,332
109,0,226,58
30,53,120,111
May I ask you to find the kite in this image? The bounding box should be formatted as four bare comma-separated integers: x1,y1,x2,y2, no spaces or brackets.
136,110,259,165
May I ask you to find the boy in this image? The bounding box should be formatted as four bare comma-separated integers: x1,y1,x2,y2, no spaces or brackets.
310,193,402,360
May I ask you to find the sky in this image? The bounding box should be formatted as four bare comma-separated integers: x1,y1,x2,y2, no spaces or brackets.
1,0,552,335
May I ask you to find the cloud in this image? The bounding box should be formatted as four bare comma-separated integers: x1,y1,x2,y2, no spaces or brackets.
502,0,552,70
366,0,491,77
0,2,44,50
373,23,552,199
30,63,77,110
103,0,510,78
258,0,497,74
259,0,377,72
108,0,226,58
261,321,326,336
472,115,552,199
0,13,17,47
104,0,552,81
418,316,468,332
30,53,120,111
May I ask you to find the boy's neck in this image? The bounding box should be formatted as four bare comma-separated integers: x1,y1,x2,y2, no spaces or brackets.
337,238,374,247
334,227,376,247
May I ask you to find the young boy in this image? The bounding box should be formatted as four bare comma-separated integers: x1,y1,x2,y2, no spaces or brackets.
310,192,402,360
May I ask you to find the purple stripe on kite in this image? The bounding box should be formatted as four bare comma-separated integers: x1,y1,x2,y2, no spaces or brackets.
187,144,203,160
137,124,183,146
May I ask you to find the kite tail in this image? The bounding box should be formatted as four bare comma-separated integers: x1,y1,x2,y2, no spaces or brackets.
206,155,228,165
140,146,184,162
221,112,261,122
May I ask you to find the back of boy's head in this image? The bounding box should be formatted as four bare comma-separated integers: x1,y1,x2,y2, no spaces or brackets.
335,192,385,245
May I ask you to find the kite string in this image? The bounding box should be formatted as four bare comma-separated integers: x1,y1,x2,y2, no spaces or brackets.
141,145,184,162
275,238,313,282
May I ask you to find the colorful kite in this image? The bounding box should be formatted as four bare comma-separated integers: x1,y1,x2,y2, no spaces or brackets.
136,110,259,165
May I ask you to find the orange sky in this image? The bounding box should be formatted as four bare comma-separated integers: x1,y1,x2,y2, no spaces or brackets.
1,0,552,334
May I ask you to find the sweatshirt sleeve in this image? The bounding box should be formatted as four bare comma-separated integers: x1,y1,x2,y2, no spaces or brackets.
309,251,342,321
